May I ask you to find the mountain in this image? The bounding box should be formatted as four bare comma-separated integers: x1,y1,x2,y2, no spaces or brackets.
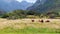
27,0,60,13
19,1,33,10
0,9,6,15
0,0,33,11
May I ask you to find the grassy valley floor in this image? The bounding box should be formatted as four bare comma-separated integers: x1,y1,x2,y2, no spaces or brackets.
0,18,60,34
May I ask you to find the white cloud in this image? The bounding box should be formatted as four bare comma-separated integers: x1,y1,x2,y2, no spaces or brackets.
16,0,23,2
25,0,36,3
16,0,36,3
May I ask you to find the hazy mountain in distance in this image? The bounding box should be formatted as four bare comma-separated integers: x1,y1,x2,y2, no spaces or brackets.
19,1,33,10
0,0,33,11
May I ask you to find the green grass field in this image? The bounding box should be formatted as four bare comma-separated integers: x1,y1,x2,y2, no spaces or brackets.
0,27,60,34
0,18,60,34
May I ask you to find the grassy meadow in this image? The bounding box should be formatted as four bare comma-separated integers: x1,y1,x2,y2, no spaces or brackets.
0,18,60,34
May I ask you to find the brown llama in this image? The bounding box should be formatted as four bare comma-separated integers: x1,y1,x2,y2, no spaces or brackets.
39,20,44,23
45,20,50,22
32,19,34,22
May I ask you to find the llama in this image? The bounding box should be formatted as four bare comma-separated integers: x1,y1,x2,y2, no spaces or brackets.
32,19,34,22
45,20,50,22
39,20,44,23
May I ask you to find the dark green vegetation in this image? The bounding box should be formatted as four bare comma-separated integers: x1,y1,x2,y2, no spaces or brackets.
1,10,60,19
0,27,60,34
1,10,41,19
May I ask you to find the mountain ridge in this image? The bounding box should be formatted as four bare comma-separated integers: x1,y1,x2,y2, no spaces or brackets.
27,0,60,13
0,0,33,11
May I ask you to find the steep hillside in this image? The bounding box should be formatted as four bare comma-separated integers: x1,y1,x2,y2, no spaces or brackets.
27,0,60,13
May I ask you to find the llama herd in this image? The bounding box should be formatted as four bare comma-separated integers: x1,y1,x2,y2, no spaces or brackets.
32,19,50,23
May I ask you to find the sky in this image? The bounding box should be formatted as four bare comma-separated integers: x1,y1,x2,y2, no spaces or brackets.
16,0,37,3
0,0,37,3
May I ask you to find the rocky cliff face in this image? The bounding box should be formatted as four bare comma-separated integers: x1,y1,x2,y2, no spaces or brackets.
27,0,60,13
